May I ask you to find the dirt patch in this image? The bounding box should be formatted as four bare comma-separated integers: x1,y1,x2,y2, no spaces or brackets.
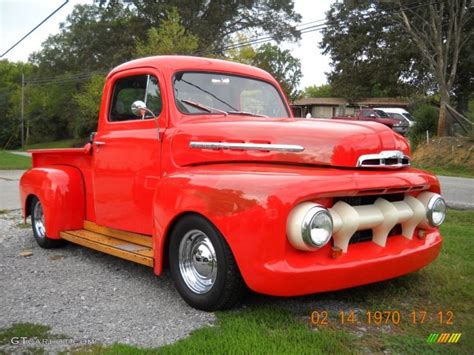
412,137,474,171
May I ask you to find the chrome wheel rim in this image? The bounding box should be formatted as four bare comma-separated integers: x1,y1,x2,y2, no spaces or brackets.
178,230,217,294
33,201,46,239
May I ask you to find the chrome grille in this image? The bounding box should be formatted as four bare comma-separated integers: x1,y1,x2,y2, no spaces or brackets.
357,150,410,168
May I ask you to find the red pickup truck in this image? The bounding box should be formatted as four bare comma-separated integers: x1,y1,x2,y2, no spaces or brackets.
20,56,445,311
333,108,409,135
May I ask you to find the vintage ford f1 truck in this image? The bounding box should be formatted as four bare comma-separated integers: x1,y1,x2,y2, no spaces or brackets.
20,56,446,311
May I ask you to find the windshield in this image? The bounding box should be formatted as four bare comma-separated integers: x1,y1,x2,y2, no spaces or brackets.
374,110,390,118
404,112,416,121
173,72,289,117
388,113,404,120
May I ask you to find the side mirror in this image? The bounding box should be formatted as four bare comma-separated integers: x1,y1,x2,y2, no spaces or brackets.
131,100,160,140
131,100,155,118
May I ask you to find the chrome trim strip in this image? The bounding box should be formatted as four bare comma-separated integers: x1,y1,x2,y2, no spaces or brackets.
189,141,305,152
357,150,410,169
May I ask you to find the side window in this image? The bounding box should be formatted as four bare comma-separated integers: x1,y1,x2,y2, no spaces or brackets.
109,75,162,122
361,110,372,117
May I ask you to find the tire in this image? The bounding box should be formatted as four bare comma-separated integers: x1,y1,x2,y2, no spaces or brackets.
169,215,245,311
30,196,67,249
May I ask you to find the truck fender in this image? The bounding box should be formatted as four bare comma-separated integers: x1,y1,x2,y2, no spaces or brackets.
150,173,284,281
20,166,85,238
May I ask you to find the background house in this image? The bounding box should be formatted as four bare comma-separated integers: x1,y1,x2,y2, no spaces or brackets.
291,97,410,118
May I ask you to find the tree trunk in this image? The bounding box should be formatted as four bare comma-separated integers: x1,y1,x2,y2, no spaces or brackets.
437,89,450,136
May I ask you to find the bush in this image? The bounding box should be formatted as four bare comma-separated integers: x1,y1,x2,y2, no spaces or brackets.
409,104,438,147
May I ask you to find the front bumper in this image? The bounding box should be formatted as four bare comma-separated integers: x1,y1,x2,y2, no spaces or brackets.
250,229,441,296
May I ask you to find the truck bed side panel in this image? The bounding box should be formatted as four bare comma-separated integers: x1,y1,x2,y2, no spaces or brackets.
29,147,95,221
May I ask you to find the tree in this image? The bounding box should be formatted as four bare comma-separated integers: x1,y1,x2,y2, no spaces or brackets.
229,43,302,101
395,0,472,136
31,1,301,76
252,44,302,101
25,79,78,144
73,74,106,137
30,2,139,74
131,0,301,53
135,9,199,57
303,84,334,98
226,35,258,65
320,1,431,100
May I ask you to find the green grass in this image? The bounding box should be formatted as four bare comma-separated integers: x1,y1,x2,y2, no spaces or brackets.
67,210,473,354
414,164,474,179
24,138,81,150
79,309,354,354
0,323,69,354
0,151,31,169
0,323,51,346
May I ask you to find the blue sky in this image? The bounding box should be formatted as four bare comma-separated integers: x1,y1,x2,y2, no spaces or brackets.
0,0,334,88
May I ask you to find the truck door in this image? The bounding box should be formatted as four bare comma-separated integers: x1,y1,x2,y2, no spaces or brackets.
92,69,166,235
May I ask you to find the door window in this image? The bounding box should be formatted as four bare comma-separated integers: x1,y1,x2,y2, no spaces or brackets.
109,75,162,122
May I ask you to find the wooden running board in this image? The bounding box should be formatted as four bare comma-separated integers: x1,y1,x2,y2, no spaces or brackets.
60,221,153,267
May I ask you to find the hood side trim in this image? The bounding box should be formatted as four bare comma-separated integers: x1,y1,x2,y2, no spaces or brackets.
190,141,305,153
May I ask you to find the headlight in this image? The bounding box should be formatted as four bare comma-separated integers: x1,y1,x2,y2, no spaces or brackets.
427,195,446,227
287,203,333,251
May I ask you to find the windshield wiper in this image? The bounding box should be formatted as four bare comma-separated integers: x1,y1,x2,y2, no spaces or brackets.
180,99,228,116
227,110,268,118
178,78,238,111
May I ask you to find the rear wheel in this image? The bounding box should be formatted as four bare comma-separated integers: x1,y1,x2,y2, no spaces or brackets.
30,197,66,249
169,215,245,311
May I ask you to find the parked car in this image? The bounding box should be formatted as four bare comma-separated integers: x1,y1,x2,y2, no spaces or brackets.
375,107,416,127
332,108,409,135
20,56,446,311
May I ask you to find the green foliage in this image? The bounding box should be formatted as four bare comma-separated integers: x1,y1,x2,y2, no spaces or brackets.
0,60,34,149
228,42,302,101
226,35,257,65
303,84,334,98
320,2,431,99
409,104,438,146
31,1,301,74
135,9,199,57
132,0,301,53
25,80,78,144
253,44,302,101
30,3,139,73
73,74,106,137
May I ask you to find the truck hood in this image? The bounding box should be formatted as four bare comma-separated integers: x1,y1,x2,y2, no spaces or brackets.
170,118,410,169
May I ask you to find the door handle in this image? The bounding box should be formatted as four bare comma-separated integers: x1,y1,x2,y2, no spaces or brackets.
93,141,106,146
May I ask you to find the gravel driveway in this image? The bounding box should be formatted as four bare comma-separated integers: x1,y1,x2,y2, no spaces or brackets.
0,210,215,352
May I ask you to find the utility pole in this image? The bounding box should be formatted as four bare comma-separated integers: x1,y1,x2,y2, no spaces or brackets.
20,72,24,148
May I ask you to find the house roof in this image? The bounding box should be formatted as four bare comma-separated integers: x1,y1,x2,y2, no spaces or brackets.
292,97,410,107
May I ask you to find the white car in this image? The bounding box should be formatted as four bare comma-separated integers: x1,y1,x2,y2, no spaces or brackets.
375,108,416,127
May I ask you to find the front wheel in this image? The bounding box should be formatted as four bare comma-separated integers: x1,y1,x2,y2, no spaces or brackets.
30,197,67,249
169,215,245,311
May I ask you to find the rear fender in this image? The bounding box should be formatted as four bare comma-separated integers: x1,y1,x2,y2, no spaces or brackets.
20,166,85,238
